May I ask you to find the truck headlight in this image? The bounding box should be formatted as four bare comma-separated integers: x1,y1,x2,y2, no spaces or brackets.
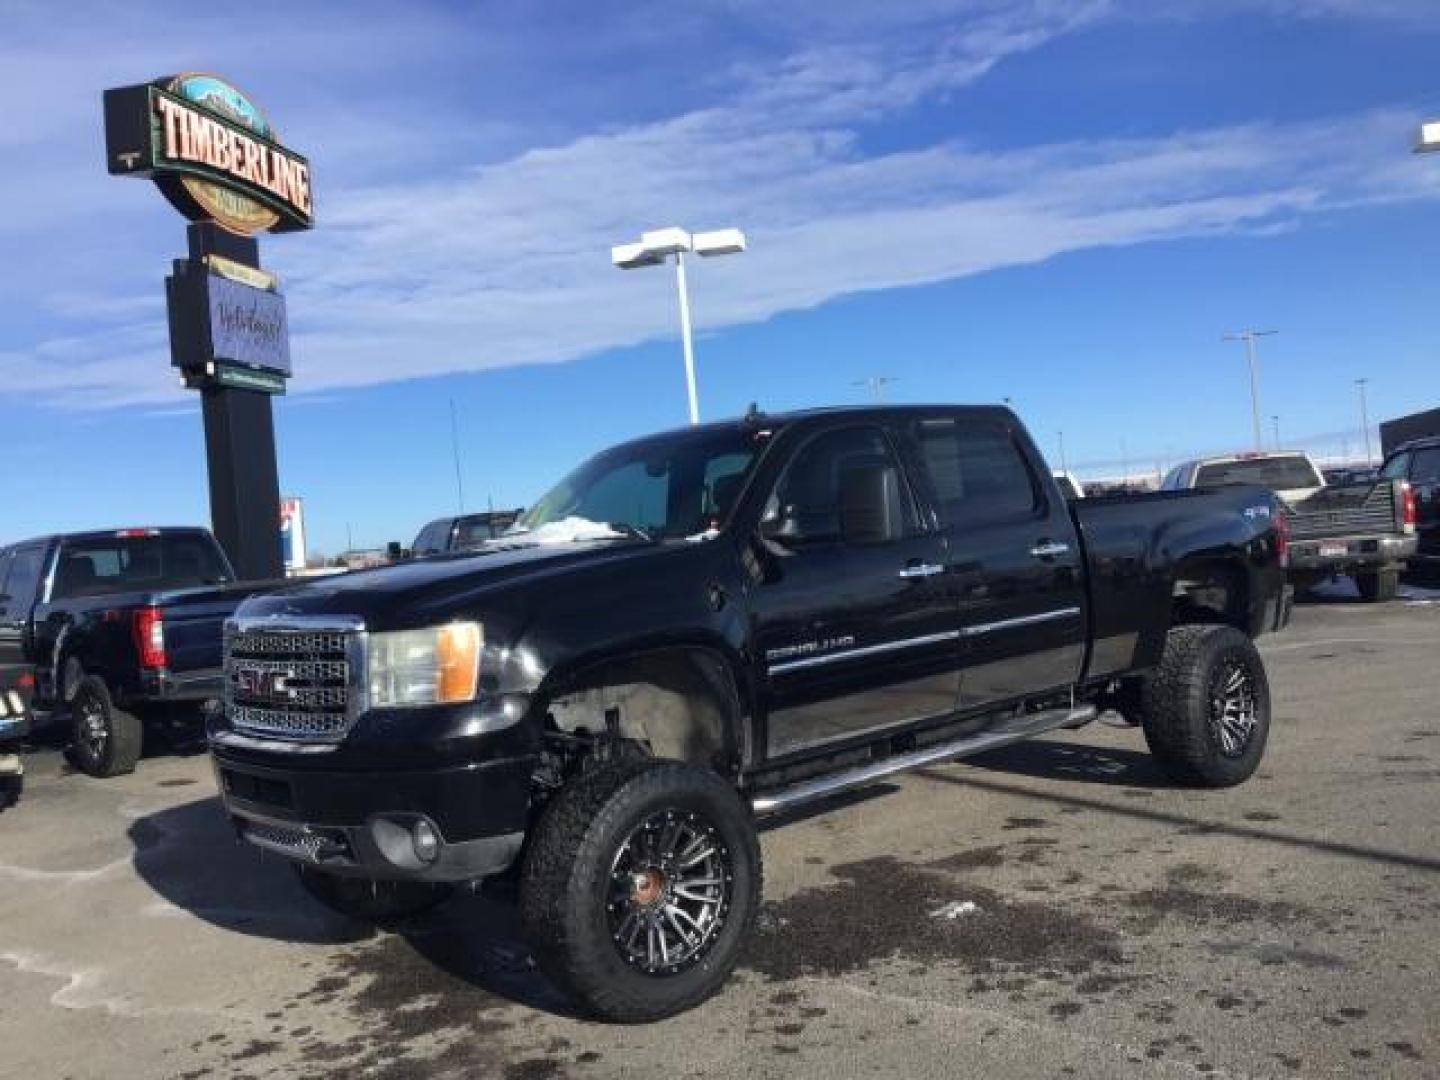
368,622,481,707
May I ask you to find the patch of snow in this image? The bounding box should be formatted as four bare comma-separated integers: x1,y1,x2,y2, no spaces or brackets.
513,517,624,545
929,900,981,920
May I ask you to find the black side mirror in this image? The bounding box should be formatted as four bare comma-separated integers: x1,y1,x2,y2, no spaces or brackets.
839,462,905,545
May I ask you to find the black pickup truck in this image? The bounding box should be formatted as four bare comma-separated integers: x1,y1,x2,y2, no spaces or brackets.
210,405,1291,1021
0,528,270,777
1379,436,1440,584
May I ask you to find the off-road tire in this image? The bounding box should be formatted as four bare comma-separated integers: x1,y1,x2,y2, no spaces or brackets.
1140,625,1270,788
1355,569,1398,603
519,758,762,1023
68,676,143,778
293,865,454,924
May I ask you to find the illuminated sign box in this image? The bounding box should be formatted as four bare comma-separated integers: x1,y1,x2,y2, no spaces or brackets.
208,273,290,376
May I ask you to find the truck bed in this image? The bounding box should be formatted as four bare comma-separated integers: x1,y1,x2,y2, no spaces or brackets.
1071,486,1286,679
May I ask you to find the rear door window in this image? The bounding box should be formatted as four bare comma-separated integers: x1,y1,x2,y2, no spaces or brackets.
52,533,231,599
1194,457,1322,490
908,418,1041,526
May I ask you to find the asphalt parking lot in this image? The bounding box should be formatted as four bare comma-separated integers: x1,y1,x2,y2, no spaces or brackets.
2,589,1437,1080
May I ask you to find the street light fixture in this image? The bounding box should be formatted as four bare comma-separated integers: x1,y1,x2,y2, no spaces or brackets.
1414,120,1440,154
612,226,747,425
1223,329,1277,451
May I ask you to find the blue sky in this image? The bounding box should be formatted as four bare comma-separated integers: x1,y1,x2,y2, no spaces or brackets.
3,0,1440,554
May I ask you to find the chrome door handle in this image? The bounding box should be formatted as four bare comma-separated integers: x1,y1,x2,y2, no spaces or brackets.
1030,541,1070,559
898,563,945,580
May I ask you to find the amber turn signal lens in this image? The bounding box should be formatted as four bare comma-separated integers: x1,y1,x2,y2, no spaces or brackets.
435,622,482,704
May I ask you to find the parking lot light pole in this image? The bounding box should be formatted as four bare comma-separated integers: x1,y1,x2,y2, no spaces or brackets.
1355,378,1373,464
612,227,747,425
1223,329,1277,451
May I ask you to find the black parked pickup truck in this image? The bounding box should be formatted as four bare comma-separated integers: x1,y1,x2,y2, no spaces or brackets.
1378,437,1440,584
211,406,1292,1022
0,528,271,778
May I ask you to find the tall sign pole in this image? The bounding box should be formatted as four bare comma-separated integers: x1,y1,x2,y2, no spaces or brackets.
103,74,314,580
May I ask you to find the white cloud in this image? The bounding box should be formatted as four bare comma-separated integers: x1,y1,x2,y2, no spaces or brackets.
5,0,1439,410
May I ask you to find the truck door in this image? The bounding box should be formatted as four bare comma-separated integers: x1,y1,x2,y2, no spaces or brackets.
0,543,47,671
749,424,960,760
899,414,1086,712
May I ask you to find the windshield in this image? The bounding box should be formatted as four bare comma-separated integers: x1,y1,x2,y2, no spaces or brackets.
1194,456,1321,491
517,428,768,540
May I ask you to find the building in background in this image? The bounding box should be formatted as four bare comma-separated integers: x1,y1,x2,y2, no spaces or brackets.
1381,407,1440,457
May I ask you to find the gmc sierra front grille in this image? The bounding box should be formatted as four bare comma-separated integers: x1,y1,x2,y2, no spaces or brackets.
224,622,363,743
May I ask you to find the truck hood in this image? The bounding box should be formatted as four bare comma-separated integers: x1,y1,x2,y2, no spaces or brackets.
235,537,657,628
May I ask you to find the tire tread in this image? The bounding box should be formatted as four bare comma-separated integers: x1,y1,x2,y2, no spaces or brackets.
1141,624,1269,788
521,759,761,1022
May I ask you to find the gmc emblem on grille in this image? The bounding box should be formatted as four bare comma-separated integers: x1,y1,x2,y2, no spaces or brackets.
234,667,296,701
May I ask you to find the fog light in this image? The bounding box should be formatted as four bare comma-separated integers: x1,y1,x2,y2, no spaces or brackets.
412,819,440,864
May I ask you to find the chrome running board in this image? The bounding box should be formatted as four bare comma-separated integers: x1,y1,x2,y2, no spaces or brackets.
750,705,1097,817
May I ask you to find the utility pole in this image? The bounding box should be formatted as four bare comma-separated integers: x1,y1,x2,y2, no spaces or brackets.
853,376,897,402
1223,329,1277,451
449,398,466,513
1056,430,1069,473
1355,378,1373,464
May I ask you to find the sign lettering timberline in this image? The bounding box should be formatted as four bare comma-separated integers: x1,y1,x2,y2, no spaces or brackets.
104,74,314,235
148,86,312,226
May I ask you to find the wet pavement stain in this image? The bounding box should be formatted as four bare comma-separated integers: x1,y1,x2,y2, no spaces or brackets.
235,919,580,1080
1002,817,1051,830
742,855,1127,983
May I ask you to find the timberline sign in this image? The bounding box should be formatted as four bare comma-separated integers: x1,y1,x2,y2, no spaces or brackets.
104,73,313,235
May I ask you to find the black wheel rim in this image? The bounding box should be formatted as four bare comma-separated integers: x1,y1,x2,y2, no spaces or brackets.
76,693,108,761
1208,657,1258,758
607,809,733,976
